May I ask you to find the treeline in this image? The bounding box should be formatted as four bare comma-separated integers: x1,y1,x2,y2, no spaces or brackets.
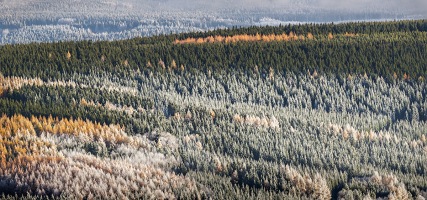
0,20,426,81
179,20,427,38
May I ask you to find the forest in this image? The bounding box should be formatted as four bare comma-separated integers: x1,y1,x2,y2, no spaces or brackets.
2,0,421,45
0,20,427,199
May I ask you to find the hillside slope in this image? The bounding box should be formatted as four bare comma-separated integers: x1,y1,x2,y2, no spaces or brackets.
0,20,427,199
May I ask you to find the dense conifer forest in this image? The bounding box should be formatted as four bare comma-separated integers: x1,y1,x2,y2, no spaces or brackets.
1,20,427,199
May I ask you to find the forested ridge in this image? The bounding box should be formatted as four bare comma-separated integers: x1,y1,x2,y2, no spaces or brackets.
1,20,427,80
1,20,427,199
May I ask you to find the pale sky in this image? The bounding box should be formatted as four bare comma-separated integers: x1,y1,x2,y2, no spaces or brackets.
145,0,427,15
1,0,425,18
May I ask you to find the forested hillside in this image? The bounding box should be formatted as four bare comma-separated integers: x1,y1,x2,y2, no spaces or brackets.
1,20,427,199
2,0,423,44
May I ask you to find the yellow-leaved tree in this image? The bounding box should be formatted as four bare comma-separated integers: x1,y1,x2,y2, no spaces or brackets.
66,51,72,60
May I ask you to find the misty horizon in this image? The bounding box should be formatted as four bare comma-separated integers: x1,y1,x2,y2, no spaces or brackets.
1,0,426,18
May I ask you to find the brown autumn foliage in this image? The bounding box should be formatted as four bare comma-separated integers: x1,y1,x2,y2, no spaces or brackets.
403,73,410,81
174,32,313,44
343,32,358,37
66,51,72,60
0,73,81,97
0,114,134,162
0,115,57,167
0,114,199,199
283,165,331,200
0,74,44,96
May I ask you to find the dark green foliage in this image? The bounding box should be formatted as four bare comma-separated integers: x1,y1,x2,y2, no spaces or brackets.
1,20,427,199
1,20,426,81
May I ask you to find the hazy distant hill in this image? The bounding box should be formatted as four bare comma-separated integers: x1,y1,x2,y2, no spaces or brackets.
0,0,425,44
